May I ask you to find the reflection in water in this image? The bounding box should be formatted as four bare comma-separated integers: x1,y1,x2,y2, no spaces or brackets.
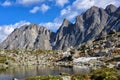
73,66,91,74
0,65,90,80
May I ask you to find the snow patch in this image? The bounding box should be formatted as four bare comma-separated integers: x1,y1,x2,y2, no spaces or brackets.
62,51,71,57
73,57,100,63
73,65,89,69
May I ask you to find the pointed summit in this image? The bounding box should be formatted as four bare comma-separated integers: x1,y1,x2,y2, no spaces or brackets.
84,6,99,19
0,4,120,50
61,18,72,27
89,6,99,12
90,6,99,10
105,4,117,15
0,24,52,49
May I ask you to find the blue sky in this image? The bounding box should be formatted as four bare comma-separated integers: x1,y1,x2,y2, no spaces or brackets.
0,0,120,42
0,0,63,25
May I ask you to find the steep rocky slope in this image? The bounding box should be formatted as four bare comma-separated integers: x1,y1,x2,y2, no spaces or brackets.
53,4,120,50
0,4,120,50
0,24,52,50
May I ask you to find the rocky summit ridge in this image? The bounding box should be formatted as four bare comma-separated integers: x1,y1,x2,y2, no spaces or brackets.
0,24,52,50
0,4,120,50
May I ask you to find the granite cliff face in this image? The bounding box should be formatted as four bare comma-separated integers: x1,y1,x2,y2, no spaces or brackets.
0,4,120,50
0,24,52,50
53,4,120,50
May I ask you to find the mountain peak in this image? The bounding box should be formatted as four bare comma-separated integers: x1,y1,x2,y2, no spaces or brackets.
61,18,72,27
0,24,52,50
0,4,120,50
20,23,38,30
106,4,117,9
90,6,99,11
85,6,99,16
105,4,117,15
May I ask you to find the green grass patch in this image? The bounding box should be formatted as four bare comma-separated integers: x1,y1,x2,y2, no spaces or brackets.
0,54,15,63
26,76,62,80
0,54,7,63
25,68,120,80
0,68,6,73
90,68,120,80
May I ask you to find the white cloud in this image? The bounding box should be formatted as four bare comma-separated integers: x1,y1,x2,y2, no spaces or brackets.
56,0,69,7
16,0,43,6
0,0,119,40
40,4,50,13
39,22,61,32
1,0,12,7
60,6,79,20
0,21,30,42
55,0,120,23
45,0,119,32
30,6,40,13
30,4,50,13
73,0,119,9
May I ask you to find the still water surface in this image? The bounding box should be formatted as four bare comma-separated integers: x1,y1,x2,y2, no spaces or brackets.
0,65,90,80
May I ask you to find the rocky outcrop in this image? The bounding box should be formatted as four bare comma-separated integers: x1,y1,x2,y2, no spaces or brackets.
102,6,120,33
0,24,52,50
105,4,117,15
0,50,63,65
53,4,120,50
0,4,120,50
52,19,76,50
